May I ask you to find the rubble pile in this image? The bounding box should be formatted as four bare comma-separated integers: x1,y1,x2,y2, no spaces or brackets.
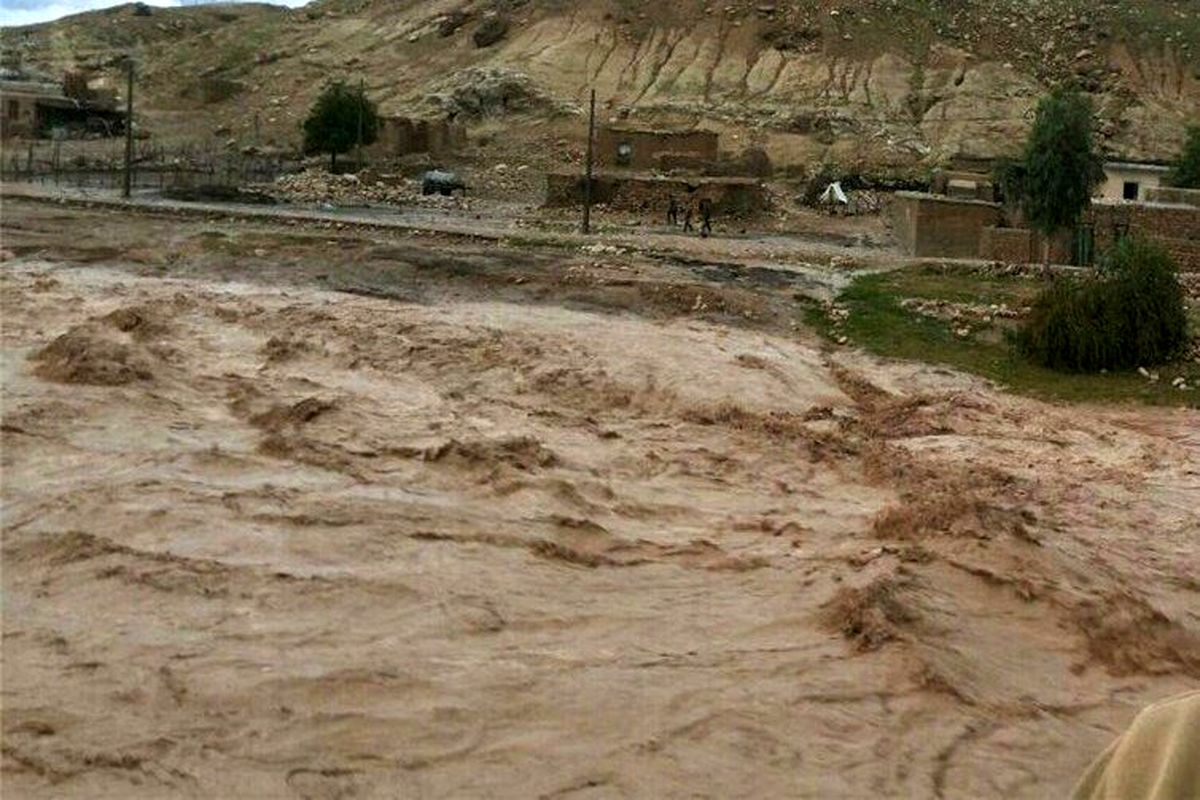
266,170,473,210
900,297,1028,324
427,67,575,119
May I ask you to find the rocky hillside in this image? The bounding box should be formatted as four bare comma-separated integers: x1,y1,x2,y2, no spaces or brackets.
3,0,1199,174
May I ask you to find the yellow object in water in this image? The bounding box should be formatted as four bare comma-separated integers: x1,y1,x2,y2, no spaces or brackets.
1072,691,1200,800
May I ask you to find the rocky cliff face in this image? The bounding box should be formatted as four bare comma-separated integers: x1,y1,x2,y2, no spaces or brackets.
3,0,1198,173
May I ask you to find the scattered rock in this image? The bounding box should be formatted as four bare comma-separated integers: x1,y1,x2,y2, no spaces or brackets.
473,13,509,48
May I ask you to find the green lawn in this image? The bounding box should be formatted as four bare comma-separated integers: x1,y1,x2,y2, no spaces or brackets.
804,265,1200,407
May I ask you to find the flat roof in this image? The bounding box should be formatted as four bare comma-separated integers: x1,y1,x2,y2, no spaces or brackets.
0,80,64,98
548,169,758,185
602,125,716,136
1093,198,1199,211
894,190,999,208
1104,161,1171,173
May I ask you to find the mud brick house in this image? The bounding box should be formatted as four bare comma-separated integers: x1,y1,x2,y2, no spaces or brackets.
545,171,766,217
891,192,1002,258
895,180,1200,270
596,125,719,171
366,116,467,160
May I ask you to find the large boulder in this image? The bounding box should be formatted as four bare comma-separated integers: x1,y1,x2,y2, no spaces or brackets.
473,14,508,48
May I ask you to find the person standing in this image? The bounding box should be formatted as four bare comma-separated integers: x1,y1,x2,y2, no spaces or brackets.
667,195,679,226
683,202,694,233
699,197,713,238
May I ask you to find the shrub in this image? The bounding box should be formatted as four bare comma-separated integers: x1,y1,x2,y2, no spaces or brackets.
1014,238,1187,372
1169,125,1200,189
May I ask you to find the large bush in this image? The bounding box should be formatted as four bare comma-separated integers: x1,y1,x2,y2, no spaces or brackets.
1015,239,1188,372
1169,125,1200,189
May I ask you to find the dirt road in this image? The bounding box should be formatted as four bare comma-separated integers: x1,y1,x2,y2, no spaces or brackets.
2,201,1198,798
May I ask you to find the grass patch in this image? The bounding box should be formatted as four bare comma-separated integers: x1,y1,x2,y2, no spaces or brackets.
808,265,1200,407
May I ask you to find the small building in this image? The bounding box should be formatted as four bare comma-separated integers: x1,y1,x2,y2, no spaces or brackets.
891,191,1002,259
1099,161,1170,203
595,125,719,171
1,75,125,139
545,171,766,217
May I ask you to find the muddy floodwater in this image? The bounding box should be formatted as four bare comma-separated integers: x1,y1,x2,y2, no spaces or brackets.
2,200,1198,798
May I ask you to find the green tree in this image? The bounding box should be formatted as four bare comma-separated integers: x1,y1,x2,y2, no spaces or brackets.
302,81,379,171
1168,125,1200,189
1021,88,1105,265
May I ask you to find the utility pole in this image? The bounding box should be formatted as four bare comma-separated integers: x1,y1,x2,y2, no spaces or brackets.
355,78,364,173
122,56,134,198
582,88,596,235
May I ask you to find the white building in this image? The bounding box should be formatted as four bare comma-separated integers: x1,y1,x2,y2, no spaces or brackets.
1099,161,1171,202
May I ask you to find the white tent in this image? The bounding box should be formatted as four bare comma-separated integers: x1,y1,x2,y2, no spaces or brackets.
819,181,849,205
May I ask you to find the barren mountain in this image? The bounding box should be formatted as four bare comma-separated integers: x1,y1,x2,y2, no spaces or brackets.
3,0,1198,174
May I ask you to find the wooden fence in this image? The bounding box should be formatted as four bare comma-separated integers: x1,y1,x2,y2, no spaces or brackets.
0,140,299,192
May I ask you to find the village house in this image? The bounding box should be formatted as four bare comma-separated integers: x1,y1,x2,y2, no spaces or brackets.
1098,160,1171,202
1,69,125,139
365,116,467,160
595,124,719,171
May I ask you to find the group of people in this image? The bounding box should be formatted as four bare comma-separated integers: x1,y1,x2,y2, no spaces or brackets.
666,195,714,237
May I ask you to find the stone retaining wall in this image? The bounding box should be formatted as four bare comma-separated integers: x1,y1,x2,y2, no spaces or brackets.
1089,202,1200,272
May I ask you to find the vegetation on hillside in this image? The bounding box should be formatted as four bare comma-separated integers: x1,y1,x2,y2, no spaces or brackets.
1169,126,1200,190
0,0,1194,156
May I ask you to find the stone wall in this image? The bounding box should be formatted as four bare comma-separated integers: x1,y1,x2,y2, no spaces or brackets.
545,171,766,217
892,192,1002,258
979,227,1074,264
980,227,1034,263
595,126,719,170
1144,186,1200,208
368,117,467,159
1088,202,1200,272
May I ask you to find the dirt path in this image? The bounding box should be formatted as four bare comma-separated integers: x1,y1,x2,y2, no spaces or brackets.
1,204,1198,799
1,184,894,297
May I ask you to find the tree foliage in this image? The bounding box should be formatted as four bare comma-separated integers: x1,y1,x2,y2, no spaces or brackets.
991,158,1026,207
1014,238,1187,372
1168,125,1200,189
302,81,380,170
1021,88,1104,238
